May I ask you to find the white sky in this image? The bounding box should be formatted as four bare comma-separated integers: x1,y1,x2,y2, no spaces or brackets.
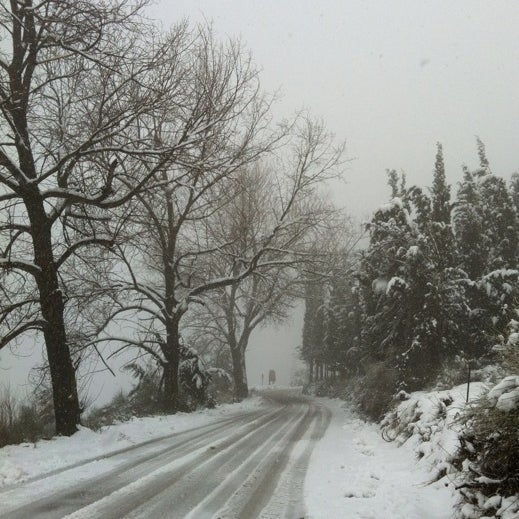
149,0,519,221
3,0,519,399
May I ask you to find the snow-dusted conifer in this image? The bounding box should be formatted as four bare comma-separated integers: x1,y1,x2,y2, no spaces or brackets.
453,141,519,358
454,166,486,279
431,143,451,224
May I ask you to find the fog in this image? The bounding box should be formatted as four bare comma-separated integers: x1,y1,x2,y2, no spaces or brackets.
150,0,519,217
147,0,519,393
2,0,518,405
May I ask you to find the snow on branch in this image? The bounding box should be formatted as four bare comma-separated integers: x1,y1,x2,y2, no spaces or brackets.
0,257,41,276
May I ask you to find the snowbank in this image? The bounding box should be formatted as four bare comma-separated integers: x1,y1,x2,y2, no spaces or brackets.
304,397,456,519
487,375,519,412
381,383,488,480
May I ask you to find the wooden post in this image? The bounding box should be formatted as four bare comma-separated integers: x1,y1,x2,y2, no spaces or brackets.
466,363,471,403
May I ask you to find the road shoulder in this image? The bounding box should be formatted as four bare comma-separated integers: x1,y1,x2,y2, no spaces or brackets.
303,397,457,519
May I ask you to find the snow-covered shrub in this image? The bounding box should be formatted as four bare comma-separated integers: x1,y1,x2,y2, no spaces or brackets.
435,356,473,390
84,391,134,431
380,385,468,483
84,364,164,430
205,367,233,406
451,312,519,518
454,377,519,519
494,317,519,373
302,377,347,398
84,390,160,431
435,356,505,391
179,345,233,410
179,345,218,410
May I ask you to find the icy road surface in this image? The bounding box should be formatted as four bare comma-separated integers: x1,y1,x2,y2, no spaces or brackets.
0,389,331,519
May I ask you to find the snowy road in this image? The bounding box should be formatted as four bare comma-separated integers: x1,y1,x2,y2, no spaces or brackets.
0,390,331,519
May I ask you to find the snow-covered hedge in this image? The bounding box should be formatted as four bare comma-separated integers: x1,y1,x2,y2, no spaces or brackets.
455,375,519,519
380,380,518,518
380,384,482,481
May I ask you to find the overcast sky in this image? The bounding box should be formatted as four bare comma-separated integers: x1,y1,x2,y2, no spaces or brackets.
147,0,519,386
150,0,519,217
3,1,519,398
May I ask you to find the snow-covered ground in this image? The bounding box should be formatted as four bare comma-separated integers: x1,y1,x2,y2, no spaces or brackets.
0,397,264,488
304,398,456,518
304,383,497,519
2,384,517,518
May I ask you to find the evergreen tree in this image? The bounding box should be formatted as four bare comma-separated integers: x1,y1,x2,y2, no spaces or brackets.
358,166,467,391
479,174,518,270
431,143,451,224
509,173,519,216
356,177,420,388
454,166,486,279
301,280,326,381
453,140,519,359
323,274,357,375
313,141,519,414
476,136,490,172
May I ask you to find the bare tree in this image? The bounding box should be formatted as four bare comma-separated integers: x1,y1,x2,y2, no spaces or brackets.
0,2,224,434
92,115,344,408
88,28,279,410
188,149,344,400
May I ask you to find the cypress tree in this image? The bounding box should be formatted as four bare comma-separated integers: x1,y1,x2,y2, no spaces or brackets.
431,143,451,224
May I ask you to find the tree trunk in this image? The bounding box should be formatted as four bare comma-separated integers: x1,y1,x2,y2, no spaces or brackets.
26,186,80,436
41,292,81,436
308,358,314,383
162,358,180,412
162,318,181,411
230,346,248,401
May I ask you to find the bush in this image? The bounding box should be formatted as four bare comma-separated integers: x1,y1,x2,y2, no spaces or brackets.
0,386,50,447
302,377,347,398
84,381,164,431
302,362,399,421
354,362,399,420
205,368,233,406
454,377,519,518
435,356,505,391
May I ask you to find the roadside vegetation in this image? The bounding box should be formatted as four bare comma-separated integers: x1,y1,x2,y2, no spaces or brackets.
300,142,519,516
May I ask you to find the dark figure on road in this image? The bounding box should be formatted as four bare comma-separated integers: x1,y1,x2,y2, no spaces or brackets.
268,369,276,385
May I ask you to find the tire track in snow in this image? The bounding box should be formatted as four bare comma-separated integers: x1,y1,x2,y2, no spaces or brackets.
63,406,292,519
0,407,265,494
2,390,331,519
259,401,332,519
216,401,329,519
1,406,280,518
178,404,310,519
